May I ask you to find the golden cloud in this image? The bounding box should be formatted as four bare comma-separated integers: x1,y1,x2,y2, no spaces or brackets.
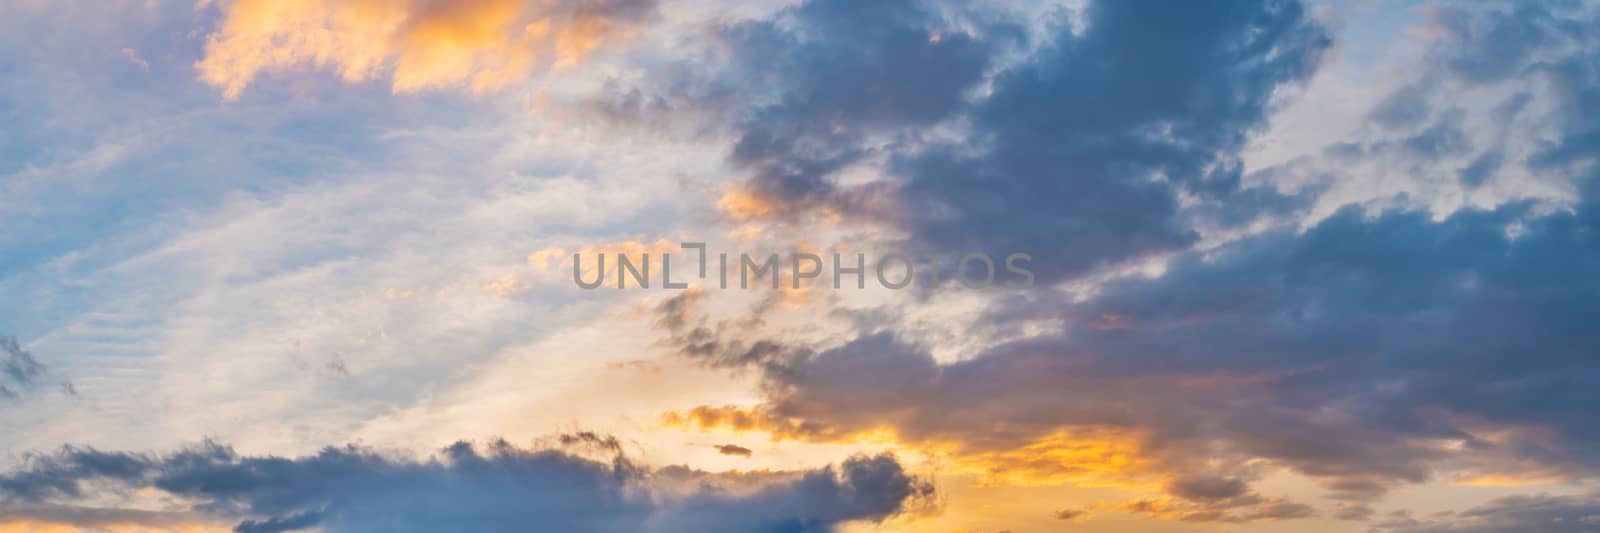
194,0,654,100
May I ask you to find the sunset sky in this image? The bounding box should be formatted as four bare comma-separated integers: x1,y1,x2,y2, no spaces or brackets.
3,0,1600,532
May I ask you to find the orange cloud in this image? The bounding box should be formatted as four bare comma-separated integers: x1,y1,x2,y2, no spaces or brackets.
195,0,653,100
565,237,678,287
661,405,793,434
482,238,676,298
947,430,1157,487
1115,495,1315,524
716,184,778,221
0,517,224,533
660,405,878,444
1451,464,1574,487
661,405,1161,488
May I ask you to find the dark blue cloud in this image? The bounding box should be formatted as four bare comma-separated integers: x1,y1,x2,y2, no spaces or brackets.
0,436,929,533
711,0,1330,283
0,435,934,531
664,198,1600,511
655,0,1600,517
717,0,1006,216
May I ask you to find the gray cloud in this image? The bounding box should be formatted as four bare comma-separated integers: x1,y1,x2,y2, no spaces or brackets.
1373,493,1600,533
1334,504,1376,522
1167,474,1252,503
1369,84,1434,129
1053,507,1089,521
714,444,754,457
1425,3,1570,86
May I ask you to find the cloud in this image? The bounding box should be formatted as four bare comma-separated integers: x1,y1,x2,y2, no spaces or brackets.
1373,492,1600,533
0,503,219,532
1053,507,1090,522
1368,84,1433,129
669,0,1331,283
1334,503,1376,522
194,0,657,100
119,47,151,71
645,3,1600,524
885,0,1331,282
713,444,753,457
1117,495,1315,524
711,0,1004,221
663,194,1600,505
0,336,46,400
1419,2,1570,86
1117,474,1317,523
1166,474,1251,503
8,0,1600,531
0,435,929,533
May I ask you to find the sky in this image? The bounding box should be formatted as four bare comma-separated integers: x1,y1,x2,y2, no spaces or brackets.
1,0,1599,532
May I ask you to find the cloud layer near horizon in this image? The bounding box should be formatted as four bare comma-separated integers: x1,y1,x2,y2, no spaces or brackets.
0,434,928,533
